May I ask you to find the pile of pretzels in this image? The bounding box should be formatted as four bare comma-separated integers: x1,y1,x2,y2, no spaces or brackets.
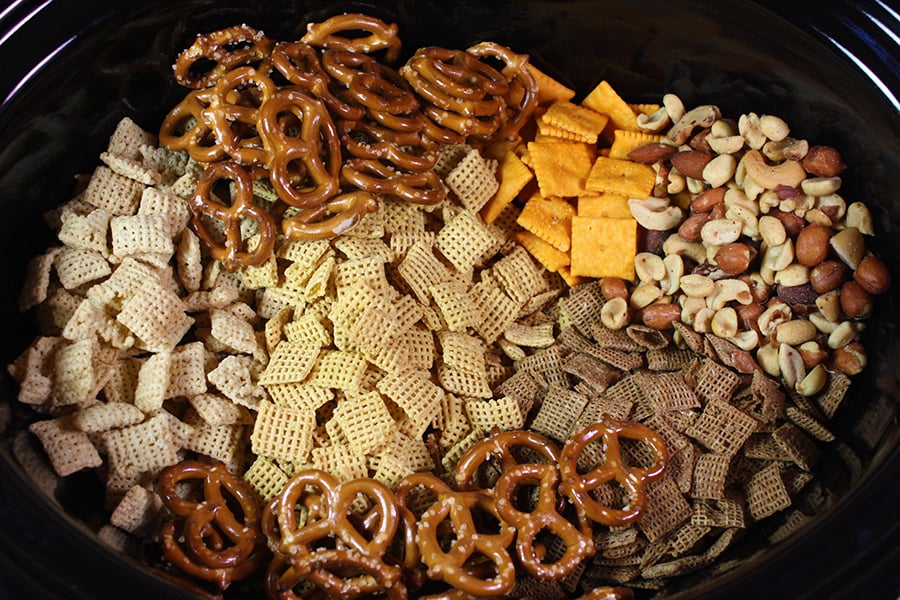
156,417,667,598
158,14,538,271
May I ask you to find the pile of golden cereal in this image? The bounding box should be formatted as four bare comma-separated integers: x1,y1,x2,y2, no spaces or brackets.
6,12,892,600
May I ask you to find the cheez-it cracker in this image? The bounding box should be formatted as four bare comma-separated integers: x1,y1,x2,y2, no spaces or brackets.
569,215,638,280
516,192,576,252
577,193,632,219
586,156,656,199
527,141,594,199
581,79,641,134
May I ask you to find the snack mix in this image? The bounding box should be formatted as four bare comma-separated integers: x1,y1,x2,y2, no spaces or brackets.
7,11,891,600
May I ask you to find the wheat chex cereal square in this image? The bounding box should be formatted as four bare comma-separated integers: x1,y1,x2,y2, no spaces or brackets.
116,278,193,352
83,165,146,216
744,462,791,521
133,352,172,413
53,247,112,291
103,412,179,479
73,402,145,434
189,392,252,426
109,484,164,535
686,399,759,457
209,308,260,356
331,391,395,456
29,416,103,477
250,400,316,463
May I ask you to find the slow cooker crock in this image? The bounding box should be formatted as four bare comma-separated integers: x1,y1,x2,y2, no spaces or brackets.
0,1,897,598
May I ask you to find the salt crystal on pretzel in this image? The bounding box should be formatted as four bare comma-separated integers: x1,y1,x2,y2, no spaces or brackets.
29,416,103,477
83,165,146,216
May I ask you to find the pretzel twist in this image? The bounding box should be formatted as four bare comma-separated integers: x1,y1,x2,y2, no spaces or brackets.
493,462,595,580
189,160,277,271
559,416,669,527
341,158,446,206
453,428,561,492
205,65,277,165
173,24,274,89
466,41,539,142
415,490,516,597
281,190,378,240
338,119,438,172
156,460,265,590
301,13,402,63
159,88,228,163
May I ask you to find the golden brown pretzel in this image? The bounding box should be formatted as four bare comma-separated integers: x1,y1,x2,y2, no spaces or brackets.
156,460,266,590
466,41,539,141
577,587,636,600
281,190,378,240
341,158,446,206
268,41,366,121
558,416,668,527
302,13,402,63
394,472,455,591
453,428,561,492
173,24,274,89
205,65,277,165
159,88,228,163
493,462,595,580
257,88,342,208
189,160,277,271
402,48,508,116
338,119,438,172
415,489,516,597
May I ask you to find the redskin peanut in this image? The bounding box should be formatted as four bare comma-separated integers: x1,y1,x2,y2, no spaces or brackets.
795,223,831,267
641,303,682,330
715,243,752,275
809,260,848,294
853,255,891,295
600,277,629,300
840,280,872,318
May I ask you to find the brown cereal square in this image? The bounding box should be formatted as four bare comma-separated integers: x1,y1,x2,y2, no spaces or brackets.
686,399,759,457
772,422,821,471
690,359,742,405
744,462,791,521
691,453,732,499
638,474,693,543
817,371,851,419
530,384,591,442
638,372,701,413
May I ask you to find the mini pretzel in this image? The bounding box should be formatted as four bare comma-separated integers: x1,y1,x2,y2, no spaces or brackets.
341,158,446,206
281,190,379,240
394,472,454,589
268,41,366,121
415,489,516,597
156,460,265,590
302,13,402,63
339,119,438,172
453,428,561,492
558,416,668,527
466,42,539,141
493,462,595,580
274,548,407,600
173,24,274,89
159,88,228,163
402,48,508,117
189,160,277,271
205,65,277,165
577,587,636,600
257,88,342,208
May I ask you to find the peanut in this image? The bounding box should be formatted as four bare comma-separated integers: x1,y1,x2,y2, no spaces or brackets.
641,302,682,330
601,277,629,300
809,260,848,294
832,341,866,375
801,145,847,177
677,213,710,242
690,187,727,213
795,223,831,267
839,280,872,318
601,297,630,330
853,255,891,295
714,243,752,275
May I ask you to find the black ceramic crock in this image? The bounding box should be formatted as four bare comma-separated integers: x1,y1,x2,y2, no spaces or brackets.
0,1,897,598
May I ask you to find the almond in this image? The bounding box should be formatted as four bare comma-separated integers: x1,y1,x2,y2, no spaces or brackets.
802,145,847,177
677,213,710,242
671,150,713,179
628,143,677,164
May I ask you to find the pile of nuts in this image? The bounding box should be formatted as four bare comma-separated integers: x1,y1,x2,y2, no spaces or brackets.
602,94,889,397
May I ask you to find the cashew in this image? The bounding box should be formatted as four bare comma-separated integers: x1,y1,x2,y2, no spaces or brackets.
663,233,707,264
757,301,792,337
724,188,760,215
700,219,743,246
845,202,874,235
760,114,790,142
801,177,842,197
778,342,806,389
663,93,685,123
637,106,671,133
667,105,722,145
703,154,737,188
706,278,752,310
667,169,686,195
628,197,684,231
726,204,760,239
635,252,666,283
740,149,807,189
692,307,716,333
796,364,828,396
738,113,767,150
661,254,684,296
686,176,706,195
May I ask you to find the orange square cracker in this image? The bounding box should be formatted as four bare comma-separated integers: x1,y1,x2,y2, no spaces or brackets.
516,192,576,252
570,215,637,280
586,156,655,199
527,63,576,105
581,80,640,133
577,193,632,219
528,141,594,198
607,130,665,160
542,101,609,143
481,151,535,224
514,230,570,273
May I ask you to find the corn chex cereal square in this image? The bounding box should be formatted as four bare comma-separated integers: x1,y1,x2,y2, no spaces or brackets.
29,416,103,477
306,350,368,391
266,382,334,411
102,412,179,479
332,391,395,456
116,278,193,352
435,210,498,273
243,456,290,502
446,148,499,213
429,281,479,332
397,241,453,304
376,365,443,435
471,280,520,344
527,141,594,199
311,444,369,482
438,361,492,399
569,216,638,280
251,401,316,463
